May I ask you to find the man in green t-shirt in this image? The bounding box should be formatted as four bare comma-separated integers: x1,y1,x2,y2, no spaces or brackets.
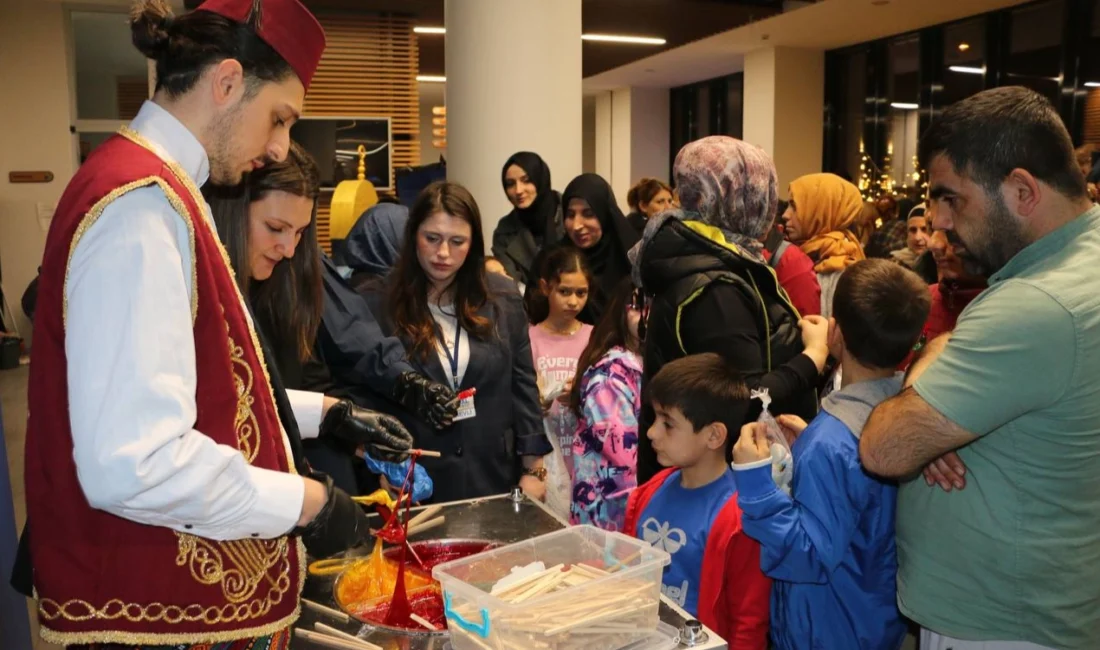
861,86,1100,650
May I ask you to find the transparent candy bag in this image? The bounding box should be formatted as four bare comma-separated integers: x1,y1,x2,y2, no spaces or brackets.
750,388,794,495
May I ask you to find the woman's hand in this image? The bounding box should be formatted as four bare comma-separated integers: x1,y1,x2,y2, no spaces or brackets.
798,315,831,372
519,475,547,501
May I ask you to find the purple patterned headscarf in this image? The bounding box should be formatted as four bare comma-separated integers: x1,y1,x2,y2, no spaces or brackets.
629,136,777,286
675,136,778,241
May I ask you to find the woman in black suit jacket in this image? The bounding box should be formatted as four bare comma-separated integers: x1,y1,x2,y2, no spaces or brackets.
369,181,551,503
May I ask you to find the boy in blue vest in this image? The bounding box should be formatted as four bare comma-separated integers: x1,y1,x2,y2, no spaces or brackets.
732,258,931,650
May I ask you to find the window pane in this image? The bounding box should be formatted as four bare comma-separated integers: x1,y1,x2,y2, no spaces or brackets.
841,49,868,183
726,74,743,139
943,18,987,106
1005,0,1064,104
693,85,711,139
887,35,920,191
73,11,149,120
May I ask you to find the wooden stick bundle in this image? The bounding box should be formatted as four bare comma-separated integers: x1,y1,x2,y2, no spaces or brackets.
313,623,384,650
448,564,659,648
301,597,350,622
294,628,381,650
407,515,446,537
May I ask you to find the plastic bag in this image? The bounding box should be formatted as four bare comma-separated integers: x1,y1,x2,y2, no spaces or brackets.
364,452,434,503
750,388,794,495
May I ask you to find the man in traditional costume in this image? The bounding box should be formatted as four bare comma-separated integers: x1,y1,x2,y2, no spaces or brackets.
22,0,426,647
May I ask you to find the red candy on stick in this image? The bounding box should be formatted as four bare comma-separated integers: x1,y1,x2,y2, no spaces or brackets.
380,451,422,626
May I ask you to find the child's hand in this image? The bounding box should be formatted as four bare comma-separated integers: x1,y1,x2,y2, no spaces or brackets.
798,315,830,372
776,414,809,446
733,422,772,465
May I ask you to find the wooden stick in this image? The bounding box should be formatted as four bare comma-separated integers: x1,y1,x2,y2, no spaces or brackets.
406,504,444,529
407,515,445,536
301,598,350,623
294,628,379,650
374,446,443,458
314,623,383,650
409,612,439,630
607,548,645,572
511,569,569,604
452,628,495,650
494,564,564,597
542,602,652,636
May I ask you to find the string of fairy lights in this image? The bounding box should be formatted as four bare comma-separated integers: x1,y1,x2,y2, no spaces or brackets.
857,141,929,201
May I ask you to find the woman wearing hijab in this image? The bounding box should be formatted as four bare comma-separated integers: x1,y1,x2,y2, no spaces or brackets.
782,173,866,318
633,136,823,483
344,202,409,292
558,173,640,325
493,152,565,287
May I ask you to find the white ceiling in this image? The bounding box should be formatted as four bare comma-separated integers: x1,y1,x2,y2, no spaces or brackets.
583,0,1032,91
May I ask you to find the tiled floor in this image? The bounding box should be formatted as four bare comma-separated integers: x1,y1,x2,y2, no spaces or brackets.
1,363,919,650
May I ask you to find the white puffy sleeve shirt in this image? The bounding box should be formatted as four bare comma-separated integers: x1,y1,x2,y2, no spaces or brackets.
63,102,324,541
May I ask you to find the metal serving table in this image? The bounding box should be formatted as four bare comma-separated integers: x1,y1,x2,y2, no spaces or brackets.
292,492,726,650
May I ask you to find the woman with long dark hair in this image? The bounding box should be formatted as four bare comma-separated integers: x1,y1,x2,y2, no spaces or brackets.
493,152,564,287
375,181,550,502
208,143,414,493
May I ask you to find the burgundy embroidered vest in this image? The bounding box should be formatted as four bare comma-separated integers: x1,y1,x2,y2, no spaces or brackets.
25,130,304,646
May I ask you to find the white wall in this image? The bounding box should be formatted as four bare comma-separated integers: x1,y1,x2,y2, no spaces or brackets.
628,87,670,194
418,82,446,166
0,1,76,342
744,46,824,193
445,0,583,240
593,87,671,210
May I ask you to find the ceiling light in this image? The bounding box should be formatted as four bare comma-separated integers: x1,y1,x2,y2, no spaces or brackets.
417,75,446,83
890,102,919,110
958,43,970,52
413,27,666,46
949,66,985,75
582,34,666,45
1086,82,1100,88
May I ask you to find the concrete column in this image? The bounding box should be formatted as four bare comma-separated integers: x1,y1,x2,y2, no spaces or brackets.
593,87,670,209
444,0,582,240
744,46,825,193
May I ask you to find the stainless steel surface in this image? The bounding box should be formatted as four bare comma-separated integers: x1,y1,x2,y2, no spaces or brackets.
680,619,710,647
292,493,727,650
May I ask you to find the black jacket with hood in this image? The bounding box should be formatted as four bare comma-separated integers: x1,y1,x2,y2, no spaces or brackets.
636,218,820,482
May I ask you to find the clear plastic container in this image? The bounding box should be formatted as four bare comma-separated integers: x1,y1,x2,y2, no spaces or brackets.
432,525,671,650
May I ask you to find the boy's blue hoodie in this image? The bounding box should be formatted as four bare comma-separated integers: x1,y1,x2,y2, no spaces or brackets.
734,376,907,650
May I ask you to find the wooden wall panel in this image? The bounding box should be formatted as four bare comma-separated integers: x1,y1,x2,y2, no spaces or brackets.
1084,89,1100,145
305,13,420,253
117,77,148,121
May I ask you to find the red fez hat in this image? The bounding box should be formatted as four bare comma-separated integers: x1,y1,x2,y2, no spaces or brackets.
196,0,326,90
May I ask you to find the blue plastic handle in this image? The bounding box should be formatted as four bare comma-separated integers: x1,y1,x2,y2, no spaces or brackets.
443,591,492,639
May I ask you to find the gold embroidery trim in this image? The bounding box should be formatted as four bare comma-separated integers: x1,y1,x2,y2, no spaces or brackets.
228,331,261,463
63,176,199,327
119,126,299,481
176,534,287,604
36,542,306,646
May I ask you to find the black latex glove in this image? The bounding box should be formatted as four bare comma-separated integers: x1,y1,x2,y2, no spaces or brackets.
393,371,459,429
295,472,372,559
321,400,413,462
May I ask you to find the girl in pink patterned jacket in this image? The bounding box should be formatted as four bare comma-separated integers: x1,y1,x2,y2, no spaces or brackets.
568,279,644,531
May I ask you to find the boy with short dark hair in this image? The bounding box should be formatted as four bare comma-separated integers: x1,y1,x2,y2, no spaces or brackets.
732,258,931,650
624,352,770,649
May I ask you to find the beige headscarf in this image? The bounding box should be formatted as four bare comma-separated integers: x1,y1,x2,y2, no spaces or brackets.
788,173,866,273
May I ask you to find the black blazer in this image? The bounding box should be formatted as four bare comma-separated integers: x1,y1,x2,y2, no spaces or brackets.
365,273,551,502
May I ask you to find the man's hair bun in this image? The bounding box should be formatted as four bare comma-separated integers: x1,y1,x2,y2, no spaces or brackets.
130,0,174,60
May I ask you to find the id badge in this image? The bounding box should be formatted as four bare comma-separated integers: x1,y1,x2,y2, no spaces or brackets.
454,387,477,422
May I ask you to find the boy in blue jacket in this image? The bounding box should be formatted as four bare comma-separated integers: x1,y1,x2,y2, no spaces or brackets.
731,259,931,650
